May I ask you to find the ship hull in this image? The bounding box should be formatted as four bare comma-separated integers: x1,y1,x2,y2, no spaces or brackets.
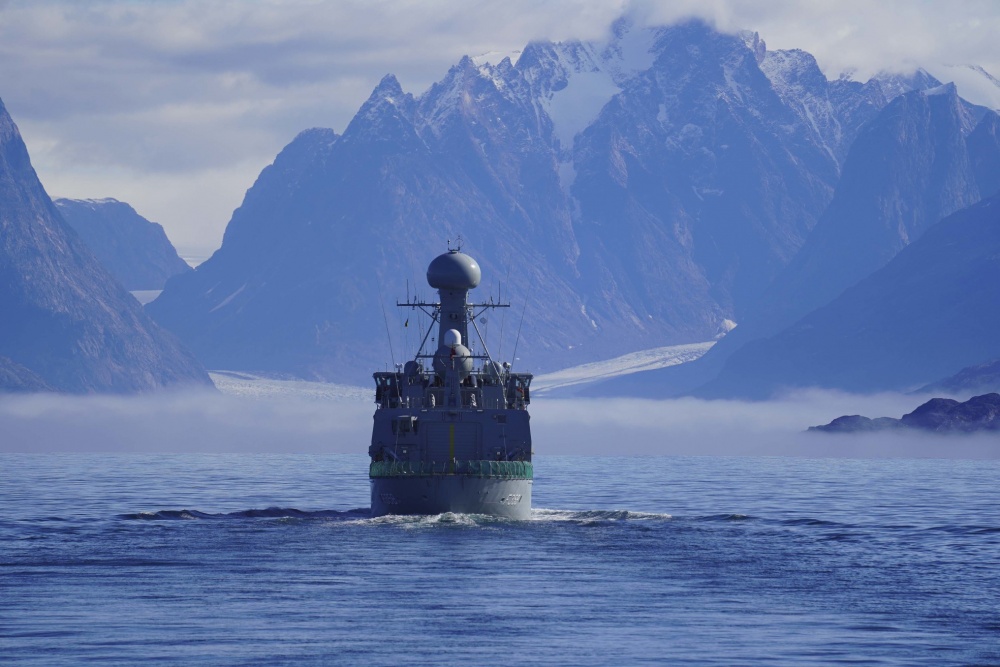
370,476,532,519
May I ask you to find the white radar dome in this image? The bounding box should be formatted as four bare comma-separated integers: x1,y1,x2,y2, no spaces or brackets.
433,343,473,381
443,329,462,347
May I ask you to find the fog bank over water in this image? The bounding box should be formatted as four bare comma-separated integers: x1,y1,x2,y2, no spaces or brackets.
0,389,371,455
1,384,996,458
533,392,1000,458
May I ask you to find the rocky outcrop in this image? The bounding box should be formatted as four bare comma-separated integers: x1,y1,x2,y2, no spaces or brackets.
808,415,903,433
54,198,191,290
809,393,1000,433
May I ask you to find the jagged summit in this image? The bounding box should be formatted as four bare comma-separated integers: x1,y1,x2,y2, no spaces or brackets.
374,73,404,97
737,30,767,64
342,74,417,145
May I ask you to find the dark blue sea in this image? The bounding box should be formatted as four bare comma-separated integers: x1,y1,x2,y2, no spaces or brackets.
2,453,999,666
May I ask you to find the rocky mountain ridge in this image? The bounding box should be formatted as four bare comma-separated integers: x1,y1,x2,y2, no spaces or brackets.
54,197,191,291
149,19,961,384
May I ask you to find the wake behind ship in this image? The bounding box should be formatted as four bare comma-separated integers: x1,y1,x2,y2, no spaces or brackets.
368,243,533,519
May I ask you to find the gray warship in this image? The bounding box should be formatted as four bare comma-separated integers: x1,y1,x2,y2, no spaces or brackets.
368,244,533,519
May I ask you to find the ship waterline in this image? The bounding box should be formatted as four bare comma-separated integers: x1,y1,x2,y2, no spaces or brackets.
370,473,532,519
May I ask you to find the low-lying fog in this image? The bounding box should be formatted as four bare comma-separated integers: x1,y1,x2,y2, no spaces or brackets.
1,379,996,458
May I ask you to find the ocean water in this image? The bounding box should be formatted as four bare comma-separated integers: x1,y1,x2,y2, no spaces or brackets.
2,453,999,666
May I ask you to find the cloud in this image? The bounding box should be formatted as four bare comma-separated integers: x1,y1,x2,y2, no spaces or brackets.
2,387,996,459
631,0,1000,79
2,0,999,253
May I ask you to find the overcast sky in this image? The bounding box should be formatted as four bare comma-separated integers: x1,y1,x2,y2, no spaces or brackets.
2,0,999,257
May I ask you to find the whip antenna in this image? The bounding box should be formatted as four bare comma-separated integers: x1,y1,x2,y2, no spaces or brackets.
376,275,396,369
497,256,512,359
510,295,528,372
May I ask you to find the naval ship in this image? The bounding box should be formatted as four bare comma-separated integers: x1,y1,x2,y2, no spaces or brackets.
368,243,533,519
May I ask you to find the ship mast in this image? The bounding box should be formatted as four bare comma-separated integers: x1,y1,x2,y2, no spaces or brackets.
396,245,507,389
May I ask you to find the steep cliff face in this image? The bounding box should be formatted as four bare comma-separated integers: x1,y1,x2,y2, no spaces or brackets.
54,198,191,291
0,98,211,393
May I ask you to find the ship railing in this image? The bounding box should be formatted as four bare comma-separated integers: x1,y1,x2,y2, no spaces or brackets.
369,460,533,479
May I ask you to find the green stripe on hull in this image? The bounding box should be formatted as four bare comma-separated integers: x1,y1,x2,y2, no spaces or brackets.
370,460,533,480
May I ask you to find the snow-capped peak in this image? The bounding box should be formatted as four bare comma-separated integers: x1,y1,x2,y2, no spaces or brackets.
516,21,659,157
471,49,522,67
369,73,404,103
923,81,958,97
600,17,658,82
924,64,1000,111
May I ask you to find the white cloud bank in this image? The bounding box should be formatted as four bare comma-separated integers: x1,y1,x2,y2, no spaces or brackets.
1,0,999,253
1,387,996,459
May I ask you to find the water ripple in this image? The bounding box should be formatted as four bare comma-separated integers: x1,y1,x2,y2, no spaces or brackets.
3,454,999,666
118,507,370,521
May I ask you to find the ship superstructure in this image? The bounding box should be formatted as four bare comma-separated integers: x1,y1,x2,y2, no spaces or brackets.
368,244,532,518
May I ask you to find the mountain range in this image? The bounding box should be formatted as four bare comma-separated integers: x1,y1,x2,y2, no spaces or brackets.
148,19,998,386
0,98,211,393
4,17,998,396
